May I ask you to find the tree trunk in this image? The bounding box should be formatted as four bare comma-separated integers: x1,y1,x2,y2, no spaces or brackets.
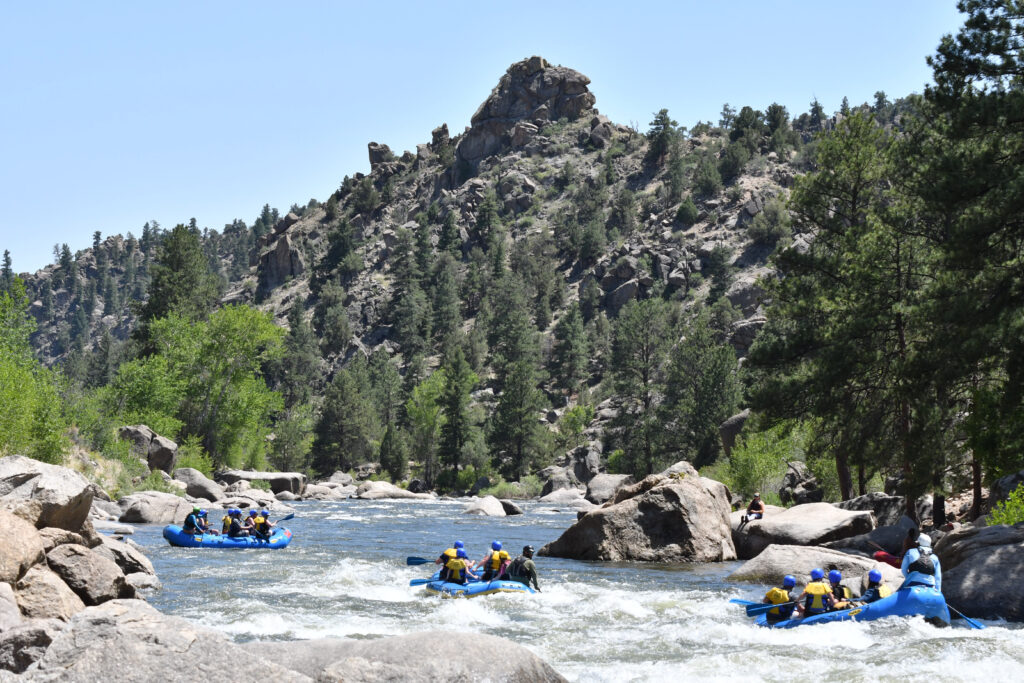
858,463,867,497
971,453,983,520
836,451,853,501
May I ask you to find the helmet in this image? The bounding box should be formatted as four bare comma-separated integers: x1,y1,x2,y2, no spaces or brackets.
454,540,464,549
192,506,200,513
810,568,824,581
199,509,207,516
260,510,269,516
523,545,534,555
249,510,257,517
917,534,932,548
456,548,468,559
782,574,796,588
828,570,842,584
491,540,502,551
868,569,882,583
753,492,760,498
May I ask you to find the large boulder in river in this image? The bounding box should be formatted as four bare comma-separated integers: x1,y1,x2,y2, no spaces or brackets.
585,473,634,505
172,468,225,502
355,480,434,500
539,466,582,497
728,544,903,596
244,631,566,682
730,502,875,559
540,473,735,562
0,455,93,531
822,515,918,556
835,492,932,528
45,544,134,605
935,522,1024,620
117,491,192,525
0,509,45,584
217,469,306,495
30,599,310,682
463,495,506,516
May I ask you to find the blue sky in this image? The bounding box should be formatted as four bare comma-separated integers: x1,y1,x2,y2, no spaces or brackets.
1,1,965,273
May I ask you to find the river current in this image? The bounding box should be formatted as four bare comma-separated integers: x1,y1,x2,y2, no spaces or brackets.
131,498,1022,682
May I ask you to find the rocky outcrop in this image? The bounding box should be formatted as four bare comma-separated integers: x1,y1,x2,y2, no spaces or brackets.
936,522,1024,620
0,509,45,584
257,232,306,297
989,470,1024,511
217,469,307,495
118,425,178,473
354,480,434,500
0,455,94,531
244,631,565,683
29,600,310,682
731,502,876,559
117,491,193,525
540,472,735,562
172,468,225,502
457,56,595,167
585,473,634,505
778,461,823,505
93,536,155,576
718,410,750,459
45,544,134,605
0,618,64,674
0,583,21,632
326,471,355,486
539,466,582,497
463,495,506,516
14,565,86,621
728,544,904,596
821,515,918,556
835,492,932,528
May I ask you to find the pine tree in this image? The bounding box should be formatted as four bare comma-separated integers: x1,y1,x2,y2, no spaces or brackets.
0,250,12,293
312,368,379,474
378,423,408,481
551,303,589,392
438,347,477,474
646,109,678,166
439,211,461,256
490,359,546,480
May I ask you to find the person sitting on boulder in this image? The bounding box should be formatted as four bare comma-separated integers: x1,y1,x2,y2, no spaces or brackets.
857,569,893,604
737,493,765,529
827,570,853,610
900,533,942,592
795,568,832,616
507,545,542,592
475,540,511,581
183,506,202,533
445,548,478,585
436,540,464,581
227,510,249,538
763,574,798,623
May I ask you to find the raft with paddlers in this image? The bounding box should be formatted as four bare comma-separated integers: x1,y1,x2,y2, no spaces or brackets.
411,570,535,598
743,585,952,628
162,525,293,549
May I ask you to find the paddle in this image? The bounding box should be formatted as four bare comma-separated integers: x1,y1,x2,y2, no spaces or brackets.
278,513,295,522
409,578,432,586
947,604,985,630
747,601,795,616
406,556,431,566
729,598,760,607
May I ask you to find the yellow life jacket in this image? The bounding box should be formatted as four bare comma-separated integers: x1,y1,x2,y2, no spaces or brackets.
221,516,231,534
445,558,468,581
764,587,791,616
878,585,893,599
254,516,268,533
804,581,831,613
488,550,510,571
442,548,457,561
831,583,852,600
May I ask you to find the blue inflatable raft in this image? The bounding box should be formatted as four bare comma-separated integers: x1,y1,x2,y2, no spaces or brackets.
162,525,293,549
421,571,535,598
757,585,950,628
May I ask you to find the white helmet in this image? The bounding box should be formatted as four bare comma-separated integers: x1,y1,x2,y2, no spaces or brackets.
917,534,932,548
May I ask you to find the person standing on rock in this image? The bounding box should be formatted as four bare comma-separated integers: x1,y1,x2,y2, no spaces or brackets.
475,540,511,581
900,534,942,593
738,493,765,529
763,574,797,623
508,545,542,592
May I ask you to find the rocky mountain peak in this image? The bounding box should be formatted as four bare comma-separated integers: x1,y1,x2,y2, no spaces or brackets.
457,56,596,166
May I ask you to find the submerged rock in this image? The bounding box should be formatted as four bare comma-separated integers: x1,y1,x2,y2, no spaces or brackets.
463,495,506,516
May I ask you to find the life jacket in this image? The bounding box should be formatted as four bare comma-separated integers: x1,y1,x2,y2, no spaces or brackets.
831,583,852,600
438,549,457,580
221,516,231,534
908,549,935,575
803,581,831,614
487,550,510,572
878,585,893,598
254,516,269,534
228,518,244,537
445,558,469,582
183,513,200,532
764,587,794,619
508,556,528,579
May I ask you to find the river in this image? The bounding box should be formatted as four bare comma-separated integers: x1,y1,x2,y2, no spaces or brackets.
130,498,1023,682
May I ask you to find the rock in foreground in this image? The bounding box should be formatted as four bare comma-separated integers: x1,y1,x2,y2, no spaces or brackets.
540,472,735,562
0,455,93,532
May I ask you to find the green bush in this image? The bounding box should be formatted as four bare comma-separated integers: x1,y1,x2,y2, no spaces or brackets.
175,435,213,477
747,197,792,246
676,197,699,226
989,483,1024,526
250,479,272,491
480,474,543,499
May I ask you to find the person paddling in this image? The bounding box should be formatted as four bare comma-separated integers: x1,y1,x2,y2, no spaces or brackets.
857,569,893,604
475,540,511,581
507,545,542,592
182,507,203,534
900,533,942,592
227,510,249,538
795,568,832,616
763,575,797,623
436,540,464,581
445,548,478,585
827,570,852,610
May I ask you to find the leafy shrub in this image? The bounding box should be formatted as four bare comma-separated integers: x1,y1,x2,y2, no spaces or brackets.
676,197,699,226
175,435,213,477
250,479,272,491
747,197,792,246
989,483,1024,526
480,474,543,499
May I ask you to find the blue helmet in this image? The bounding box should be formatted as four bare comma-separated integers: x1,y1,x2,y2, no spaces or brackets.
260,510,269,516
249,510,257,517
828,570,842,584
199,509,207,516
868,569,882,583
491,540,502,551
454,540,464,549
783,574,796,588
456,548,468,559
810,568,824,581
